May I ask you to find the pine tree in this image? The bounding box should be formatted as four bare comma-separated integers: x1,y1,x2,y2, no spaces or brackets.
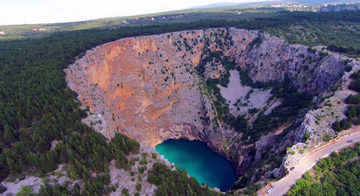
6,157,19,174
36,137,50,153
122,140,129,155
120,150,128,163
121,159,127,170
58,144,68,163
17,111,27,127
69,170,79,180
82,165,90,180
3,124,16,143
103,146,113,162
27,152,40,168
66,146,76,163
126,162,132,171
71,183,81,196
115,155,122,169
187,184,194,195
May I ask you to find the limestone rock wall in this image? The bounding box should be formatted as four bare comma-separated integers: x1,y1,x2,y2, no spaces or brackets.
66,30,209,146
285,62,360,166
65,27,351,177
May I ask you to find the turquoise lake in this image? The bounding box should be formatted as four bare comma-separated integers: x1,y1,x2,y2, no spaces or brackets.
156,139,238,191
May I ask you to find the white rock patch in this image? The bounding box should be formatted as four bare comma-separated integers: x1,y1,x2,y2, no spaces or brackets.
218,70,272,116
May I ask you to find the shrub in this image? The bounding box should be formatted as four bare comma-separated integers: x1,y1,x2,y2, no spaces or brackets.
349,71,360,93
136,183,142,191
152,153,157,159
248,108,259,114
324,134,332,142
121,188,129,196
250,36,262,48
304,132,310,140
345,65,352,72
0,184,7,194
345,94,360,104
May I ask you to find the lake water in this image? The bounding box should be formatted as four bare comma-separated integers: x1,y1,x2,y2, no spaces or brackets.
156,139,238,192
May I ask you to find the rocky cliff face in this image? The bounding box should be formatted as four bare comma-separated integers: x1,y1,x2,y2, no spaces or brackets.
66,30,207,146
284,62,360,166
65,27,351,178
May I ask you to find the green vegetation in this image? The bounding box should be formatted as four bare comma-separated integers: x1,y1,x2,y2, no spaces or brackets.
248,108,259,114
135,183,142,191
304,132,310,140
148,162,231,196
0,184,7,193
0,7,285,39
249,35,262,49
3,7,360,57
229,75,313,189
237,66,280,89
196,48,237,123
196,33,312,143
240,75,313,142
332,119,352,132
16,186,33,196
333,70,360,132
349,70,360,93
345,65,353,72
231,115,248,133
265,11,360,58
286,143,360,196
1,6,360,195
121,188,130,196
194,29,311,143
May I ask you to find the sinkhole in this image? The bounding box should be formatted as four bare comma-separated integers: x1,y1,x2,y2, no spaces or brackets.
156,139,238,192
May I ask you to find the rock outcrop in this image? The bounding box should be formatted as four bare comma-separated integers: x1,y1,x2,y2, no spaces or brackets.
318,3,360,12
65,27,352,178
285,62,360,166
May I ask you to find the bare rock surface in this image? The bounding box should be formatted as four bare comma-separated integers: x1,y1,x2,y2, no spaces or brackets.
65,27,355,182
285,63,360,165
218,70,272,116
109,144,173,196
1,165,72,195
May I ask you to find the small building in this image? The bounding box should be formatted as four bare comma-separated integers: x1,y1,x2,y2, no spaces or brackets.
32,28,38,31
0,31,4,35
39,28,46,31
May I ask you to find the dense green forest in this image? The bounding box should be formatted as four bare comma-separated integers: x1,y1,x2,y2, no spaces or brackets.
264,12,360,57
1,9,360,195
286,143,360,196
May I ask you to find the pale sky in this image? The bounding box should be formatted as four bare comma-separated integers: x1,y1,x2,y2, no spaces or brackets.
0,0,266,26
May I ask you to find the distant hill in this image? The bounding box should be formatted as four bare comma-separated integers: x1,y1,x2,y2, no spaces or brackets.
318,3,360,11
189,0,360,10
190,2,241,9
279,0,360,4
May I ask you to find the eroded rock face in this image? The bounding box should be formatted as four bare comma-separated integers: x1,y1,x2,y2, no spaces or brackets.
65,27,351,177
285,63,360,166
67,30,207,146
